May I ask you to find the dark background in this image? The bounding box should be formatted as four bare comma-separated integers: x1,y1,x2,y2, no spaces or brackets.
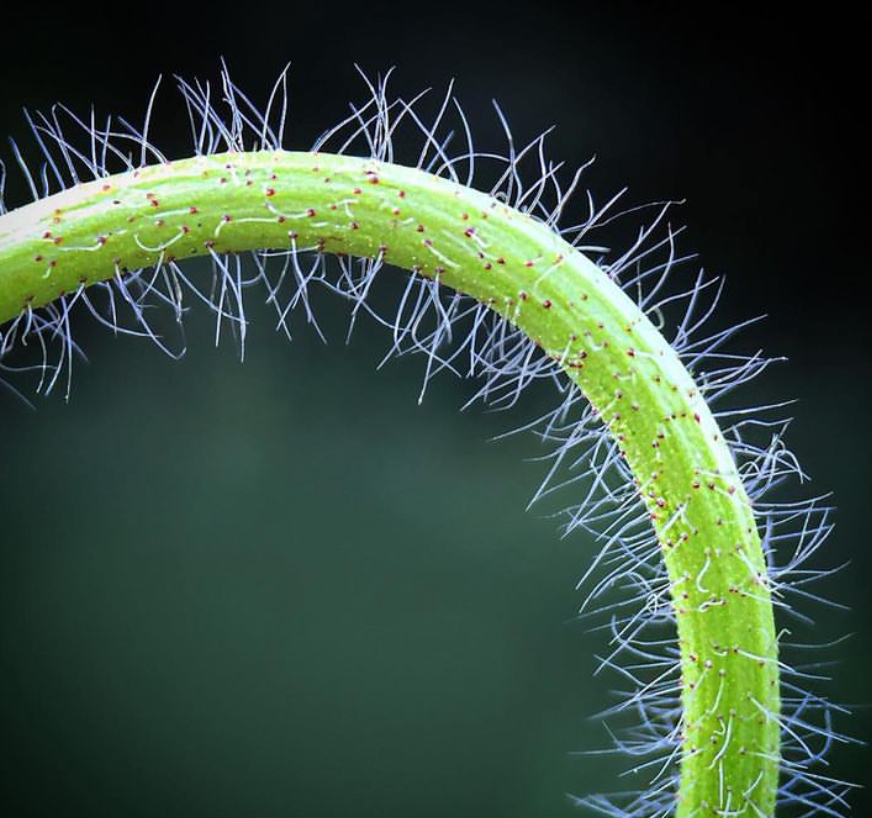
0,4,866,817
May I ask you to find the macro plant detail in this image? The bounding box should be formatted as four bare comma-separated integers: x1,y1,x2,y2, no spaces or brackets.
0,68,848,817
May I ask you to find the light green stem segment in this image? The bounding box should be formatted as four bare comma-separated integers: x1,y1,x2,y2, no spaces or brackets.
0,151,779,816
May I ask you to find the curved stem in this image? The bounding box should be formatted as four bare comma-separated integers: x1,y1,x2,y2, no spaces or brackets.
0,150,779,817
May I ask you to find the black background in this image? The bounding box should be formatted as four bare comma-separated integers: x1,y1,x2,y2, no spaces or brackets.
0,4,867,817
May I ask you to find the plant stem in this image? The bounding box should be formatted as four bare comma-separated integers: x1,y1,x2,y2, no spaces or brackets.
0,149,780,817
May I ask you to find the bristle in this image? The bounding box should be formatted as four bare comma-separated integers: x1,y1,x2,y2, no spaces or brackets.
0,65,851,817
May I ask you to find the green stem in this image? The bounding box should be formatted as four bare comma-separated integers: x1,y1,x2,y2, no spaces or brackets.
0,149,780,817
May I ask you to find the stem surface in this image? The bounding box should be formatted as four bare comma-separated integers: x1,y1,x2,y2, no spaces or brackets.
0,150,780,817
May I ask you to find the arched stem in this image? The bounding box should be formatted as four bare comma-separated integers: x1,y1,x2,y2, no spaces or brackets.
0,150,780,817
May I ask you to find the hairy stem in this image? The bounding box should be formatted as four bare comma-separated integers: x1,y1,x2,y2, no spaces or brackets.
0,150,779,817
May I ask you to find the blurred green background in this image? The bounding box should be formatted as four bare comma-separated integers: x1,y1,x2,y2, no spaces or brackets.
0,4,866,817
